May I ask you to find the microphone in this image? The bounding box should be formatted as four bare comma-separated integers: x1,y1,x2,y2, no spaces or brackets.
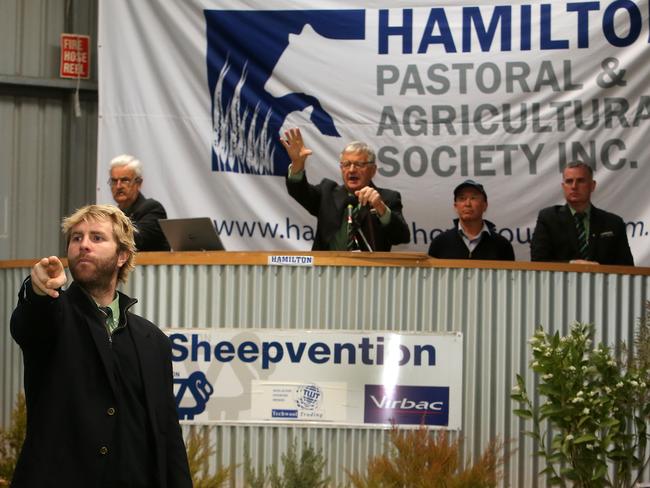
347,194,378,211
346,201,359,251
349,200,374,252
345,195,359,207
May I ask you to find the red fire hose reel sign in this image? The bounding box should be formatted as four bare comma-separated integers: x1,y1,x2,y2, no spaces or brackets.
60,33,90,79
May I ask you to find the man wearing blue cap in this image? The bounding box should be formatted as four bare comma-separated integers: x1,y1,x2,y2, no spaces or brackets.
428,180,514,260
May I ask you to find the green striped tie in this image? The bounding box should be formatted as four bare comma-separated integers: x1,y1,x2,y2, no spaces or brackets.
100,306,115,334
574,212,588,260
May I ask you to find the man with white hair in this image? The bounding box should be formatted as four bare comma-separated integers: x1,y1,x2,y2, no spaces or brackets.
281,128,410,251
108,154,170,251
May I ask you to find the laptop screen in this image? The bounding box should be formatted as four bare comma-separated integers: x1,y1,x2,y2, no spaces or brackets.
158,218,225,251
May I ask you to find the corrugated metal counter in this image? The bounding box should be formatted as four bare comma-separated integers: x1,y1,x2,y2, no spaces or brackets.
2,252,649,487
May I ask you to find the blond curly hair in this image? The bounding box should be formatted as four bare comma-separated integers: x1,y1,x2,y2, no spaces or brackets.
61,204,136,283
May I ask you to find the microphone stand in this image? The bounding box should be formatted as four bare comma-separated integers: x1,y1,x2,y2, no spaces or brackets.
351,206,374,253
366,208,378,252
356,226,374,253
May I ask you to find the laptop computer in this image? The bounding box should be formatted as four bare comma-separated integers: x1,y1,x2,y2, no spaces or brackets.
158,217,225,251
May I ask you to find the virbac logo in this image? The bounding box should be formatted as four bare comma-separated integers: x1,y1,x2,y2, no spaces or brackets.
364,384,450,426
369,395,445,411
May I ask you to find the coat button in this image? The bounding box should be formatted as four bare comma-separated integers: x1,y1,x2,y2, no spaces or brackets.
107,407,116,416
99,446,109,455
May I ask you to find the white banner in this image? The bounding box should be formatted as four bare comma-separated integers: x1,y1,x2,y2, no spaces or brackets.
168,329,463,428
98,1,650,265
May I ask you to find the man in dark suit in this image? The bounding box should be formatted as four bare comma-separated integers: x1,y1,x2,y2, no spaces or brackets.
530,162,634,265
428,180,514,260
281,128,410,251
109,154,170,251
10,204,192,487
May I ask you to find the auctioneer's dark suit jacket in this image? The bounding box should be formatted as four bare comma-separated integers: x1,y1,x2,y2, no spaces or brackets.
286,175,410,251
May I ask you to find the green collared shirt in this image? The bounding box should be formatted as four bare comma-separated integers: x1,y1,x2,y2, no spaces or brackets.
97,295,121,334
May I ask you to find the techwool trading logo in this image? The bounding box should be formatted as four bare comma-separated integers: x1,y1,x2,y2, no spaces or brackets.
364,384,450,426
271,383,324,420
204,9,365,176
296,384,322,411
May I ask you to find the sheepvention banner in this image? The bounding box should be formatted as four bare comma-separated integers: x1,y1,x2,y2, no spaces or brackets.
167,328,463,428
98,0,650,265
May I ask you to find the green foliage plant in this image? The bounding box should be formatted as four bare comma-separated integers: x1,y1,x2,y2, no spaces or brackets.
185,425,231,488
244,453,266,488
512,317,650,487
244,439,330,488
0,391,26,486
347,424,506,488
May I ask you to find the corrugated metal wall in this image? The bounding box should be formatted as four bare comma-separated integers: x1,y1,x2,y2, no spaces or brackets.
0,0,99,260
2,259,649,487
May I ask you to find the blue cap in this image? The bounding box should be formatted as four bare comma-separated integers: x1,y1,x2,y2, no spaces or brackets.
453,179,487,201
